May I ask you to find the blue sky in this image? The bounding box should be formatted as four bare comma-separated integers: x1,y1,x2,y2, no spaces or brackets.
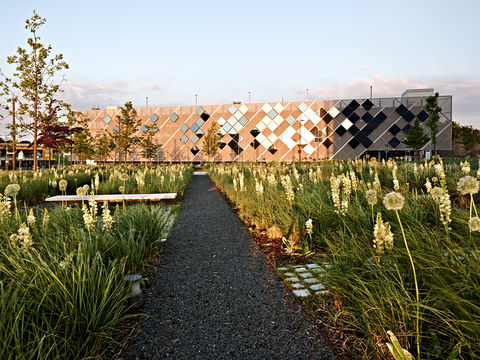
1,0,479,129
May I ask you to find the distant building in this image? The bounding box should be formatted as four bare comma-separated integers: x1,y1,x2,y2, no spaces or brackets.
79,89,452,162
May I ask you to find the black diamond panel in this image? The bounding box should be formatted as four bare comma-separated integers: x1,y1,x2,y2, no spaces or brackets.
396,104,408,116
403,124,412,134
348,138,360,149
418,110,429,122
336,125,347,136
190,146,199,155
228,139,238,151
389,137,401,148
231,134,240,142
200,112,210,121
348,113,360,123
250,128,260,137
268,146,277,155
356,133,373,147
389,124,401,135
342,106,354,117
324,138,333,148
219,141,226,149
348,125,360,136
323,113,333,123
251,139,260,149
403,110,415,122
362,112,373,123
362,99,374,111
375,111,387,122
347,100,360,111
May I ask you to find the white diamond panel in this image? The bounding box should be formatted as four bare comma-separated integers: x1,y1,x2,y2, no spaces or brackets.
267,120,278,132
257,121,267,132
233,110,243,120
239,104,249,114
303,144,315,155
227,116,236,126
341,119,353,130
267,133,278,143
262,103,273,114
233,122,242,132
217,117,226,126
328,106,340,118
274,103,284,113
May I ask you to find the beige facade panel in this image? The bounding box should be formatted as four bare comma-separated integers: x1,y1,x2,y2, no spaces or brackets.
79,95,452,162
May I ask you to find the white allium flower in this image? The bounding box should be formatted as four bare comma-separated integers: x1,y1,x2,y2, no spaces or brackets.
431,176,438,183
0,194,11,217
119,185,125,194
457,176,479,195
255,179,264,197
119,173,129,182
425,178,432,193
429,186,443,200
461,160,471,174
27,208,36,228
5,184,20,197
82,205,95,231
102,202,114,230
58,179,68,192
42,209,50,228
468,217,480,232
373,212,394,254
366,189,377,206
383,192,405,211
95,173,100,191
18,223,33,250
305,219,313,235
76,187,86,196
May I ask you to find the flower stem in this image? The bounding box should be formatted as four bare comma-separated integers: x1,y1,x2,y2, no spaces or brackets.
395,210,421,359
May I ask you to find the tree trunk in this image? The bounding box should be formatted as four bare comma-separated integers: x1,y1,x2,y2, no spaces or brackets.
33,94,38,172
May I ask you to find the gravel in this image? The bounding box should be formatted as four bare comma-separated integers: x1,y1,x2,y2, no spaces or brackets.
126,175,335,359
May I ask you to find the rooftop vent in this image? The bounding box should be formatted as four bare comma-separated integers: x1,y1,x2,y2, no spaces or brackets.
233,101,241,104
91,105,99,110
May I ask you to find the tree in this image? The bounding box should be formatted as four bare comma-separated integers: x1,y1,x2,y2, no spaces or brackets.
424,92,442,155
114,101,141,164
452,121,480,153
37,99,77,168
94,132,115,164
402,118,430,154
138,124,160,163
202,123,222,162
0,11,69,172
72,114,94,163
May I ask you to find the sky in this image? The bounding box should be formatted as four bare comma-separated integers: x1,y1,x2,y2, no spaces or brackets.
0,0,479,136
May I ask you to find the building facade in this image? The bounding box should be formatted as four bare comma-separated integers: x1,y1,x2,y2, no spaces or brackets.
80,91,452,162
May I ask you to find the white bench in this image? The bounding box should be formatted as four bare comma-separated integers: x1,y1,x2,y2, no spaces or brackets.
45,193,177,203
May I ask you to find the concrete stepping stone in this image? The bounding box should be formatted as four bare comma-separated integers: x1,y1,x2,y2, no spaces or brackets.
299,272,313,278
291,283,304,289
304,278,318,284
310,284,326,291
293,289,311,297
285,277,299,282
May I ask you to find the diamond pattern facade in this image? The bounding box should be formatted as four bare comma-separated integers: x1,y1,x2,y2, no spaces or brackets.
80,94,452,161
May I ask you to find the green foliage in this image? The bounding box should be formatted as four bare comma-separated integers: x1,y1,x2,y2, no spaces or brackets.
94,132,115,163
0,10,70,172
138,125,160,162
0,203,175,359
402,118,430,152
425,92,442,154
202,123,221,161
452,121,480,153
113,102,141,164
72,114,94,161
207,160,480,358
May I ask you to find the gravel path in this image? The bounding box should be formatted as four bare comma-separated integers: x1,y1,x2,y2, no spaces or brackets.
127,175,335,359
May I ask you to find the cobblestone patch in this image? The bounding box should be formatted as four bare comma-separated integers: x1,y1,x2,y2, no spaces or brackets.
277,264,330,297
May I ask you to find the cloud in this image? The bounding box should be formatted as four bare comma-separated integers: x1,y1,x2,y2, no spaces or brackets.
60,80,168,110
307,74,480,127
